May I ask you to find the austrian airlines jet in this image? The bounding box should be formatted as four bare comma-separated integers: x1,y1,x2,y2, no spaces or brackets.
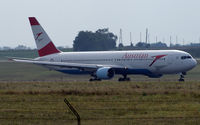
12,17,197,81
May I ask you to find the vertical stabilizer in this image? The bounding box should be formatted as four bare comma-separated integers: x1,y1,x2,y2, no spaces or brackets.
29,17,60,57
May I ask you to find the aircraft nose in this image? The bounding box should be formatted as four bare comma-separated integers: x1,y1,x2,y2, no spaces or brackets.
194,59,197,66
192,59,197,68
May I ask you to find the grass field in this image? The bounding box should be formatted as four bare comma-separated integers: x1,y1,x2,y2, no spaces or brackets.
0,61,199,125
1,81,200,125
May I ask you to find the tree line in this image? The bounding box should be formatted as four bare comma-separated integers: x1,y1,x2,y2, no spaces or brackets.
73,28,117,51
1,28,200,58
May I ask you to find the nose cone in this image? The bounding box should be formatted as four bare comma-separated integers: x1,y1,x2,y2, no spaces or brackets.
192,59,197,68
194,59,197,66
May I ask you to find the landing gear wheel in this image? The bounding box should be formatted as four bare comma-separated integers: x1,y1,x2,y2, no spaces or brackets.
179,78,184,82
178,72,185,82
118,76,131,82
118,78,124,81
89,78,101,82
126,77,130,81
89,78,94,82
89,73,102,82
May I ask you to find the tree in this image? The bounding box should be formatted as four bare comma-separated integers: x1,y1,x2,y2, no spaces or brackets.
73,28,117,51
150,42,167,48
136,42,150,48
15,45,31,50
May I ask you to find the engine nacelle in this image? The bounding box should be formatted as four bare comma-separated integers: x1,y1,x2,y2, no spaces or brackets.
96,67,114,80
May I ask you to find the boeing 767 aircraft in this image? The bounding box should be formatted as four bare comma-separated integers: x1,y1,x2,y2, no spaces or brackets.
11,17,197,81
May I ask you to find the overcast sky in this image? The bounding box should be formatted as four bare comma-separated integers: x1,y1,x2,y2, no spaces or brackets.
0,0,200,48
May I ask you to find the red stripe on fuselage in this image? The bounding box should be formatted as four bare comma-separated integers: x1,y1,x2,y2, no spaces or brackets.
149,55,166,67
29,17,40,25
38,42,60,57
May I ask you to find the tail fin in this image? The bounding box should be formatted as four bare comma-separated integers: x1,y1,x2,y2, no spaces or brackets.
29,17,61,57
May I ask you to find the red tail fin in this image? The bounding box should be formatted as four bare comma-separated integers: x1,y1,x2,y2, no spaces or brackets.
29,17,61,57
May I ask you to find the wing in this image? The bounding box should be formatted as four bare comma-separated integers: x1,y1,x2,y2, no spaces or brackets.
10,58,125,71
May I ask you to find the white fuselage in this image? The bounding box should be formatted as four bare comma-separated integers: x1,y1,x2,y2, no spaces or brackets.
35,50,197,76
13,17,197,81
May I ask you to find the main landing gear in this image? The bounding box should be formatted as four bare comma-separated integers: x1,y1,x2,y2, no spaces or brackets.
89,74,101,81
89,78,101,81
179,72,186,82
118,74,131,81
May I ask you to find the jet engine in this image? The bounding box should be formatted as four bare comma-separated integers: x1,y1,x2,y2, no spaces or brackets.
96,67,114,79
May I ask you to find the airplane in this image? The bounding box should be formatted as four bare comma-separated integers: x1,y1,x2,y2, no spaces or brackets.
11,17,197,82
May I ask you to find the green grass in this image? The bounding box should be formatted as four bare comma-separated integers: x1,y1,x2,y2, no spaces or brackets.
0,81,200,125
0,60,199,125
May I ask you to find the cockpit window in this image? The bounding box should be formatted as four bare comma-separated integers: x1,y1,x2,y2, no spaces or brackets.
181,56,192,60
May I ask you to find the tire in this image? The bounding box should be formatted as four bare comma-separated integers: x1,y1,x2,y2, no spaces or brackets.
118,78,124,81
126,78,130,81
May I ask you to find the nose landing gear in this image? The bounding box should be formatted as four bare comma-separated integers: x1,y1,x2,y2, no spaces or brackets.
179,72,186,82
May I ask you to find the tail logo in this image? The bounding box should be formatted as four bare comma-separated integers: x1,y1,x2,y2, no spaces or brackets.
35,32,43,41
149,55,166,67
